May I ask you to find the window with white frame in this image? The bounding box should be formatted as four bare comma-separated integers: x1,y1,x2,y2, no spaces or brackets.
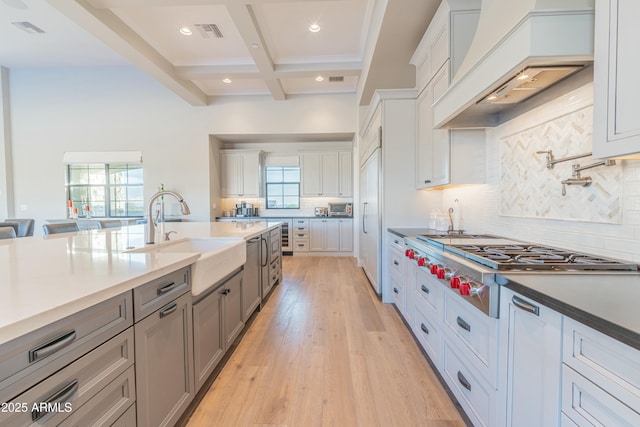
265,166,300,209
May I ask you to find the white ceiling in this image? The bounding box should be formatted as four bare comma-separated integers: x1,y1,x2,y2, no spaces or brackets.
0,0,439,106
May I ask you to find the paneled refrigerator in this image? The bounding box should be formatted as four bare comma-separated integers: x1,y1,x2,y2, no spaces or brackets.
359,146,381,294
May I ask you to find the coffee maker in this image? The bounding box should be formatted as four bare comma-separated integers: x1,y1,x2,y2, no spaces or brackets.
236,201,258,217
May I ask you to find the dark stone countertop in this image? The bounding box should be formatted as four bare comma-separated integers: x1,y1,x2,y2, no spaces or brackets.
496,272,640,351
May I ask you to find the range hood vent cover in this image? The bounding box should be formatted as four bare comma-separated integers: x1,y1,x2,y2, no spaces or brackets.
433,1,595,129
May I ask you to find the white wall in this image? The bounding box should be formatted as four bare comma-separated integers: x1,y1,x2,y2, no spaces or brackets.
437,83,640,262
6,66,357,233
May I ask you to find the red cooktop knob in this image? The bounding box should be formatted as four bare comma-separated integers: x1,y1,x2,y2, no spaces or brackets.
450,277,461,289
437,268,446,279
430,265,439,275
459,282,471,296
409,250,415,259
417,257,426,267
405,249,410,257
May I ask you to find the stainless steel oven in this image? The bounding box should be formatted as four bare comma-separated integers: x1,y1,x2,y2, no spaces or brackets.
328,202,352,216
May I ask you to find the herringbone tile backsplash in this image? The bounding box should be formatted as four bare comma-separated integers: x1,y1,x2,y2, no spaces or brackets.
499,106,622,224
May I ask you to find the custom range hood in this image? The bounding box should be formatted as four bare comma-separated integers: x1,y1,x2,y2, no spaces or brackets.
434,0,595,128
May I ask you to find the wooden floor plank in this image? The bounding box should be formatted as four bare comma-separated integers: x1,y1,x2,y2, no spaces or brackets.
186,256,466,427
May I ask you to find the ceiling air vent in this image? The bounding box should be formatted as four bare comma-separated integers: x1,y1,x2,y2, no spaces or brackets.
11,21,45,34
194,24,224,39
328,76,344,82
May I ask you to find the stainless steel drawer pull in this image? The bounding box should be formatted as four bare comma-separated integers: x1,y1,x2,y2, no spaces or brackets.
159,302,178,318
32,379,79,421
420,323,429,335
512,295,540,316
456,316,471,332
420,285,429,294
29,330,77,363
457,371,471,391
393,260,399,266
157,281,176,295
393,287,399,294
394,239,400,244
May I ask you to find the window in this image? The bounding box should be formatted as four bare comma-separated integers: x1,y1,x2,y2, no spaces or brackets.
66,163,144,217
265,166,300,209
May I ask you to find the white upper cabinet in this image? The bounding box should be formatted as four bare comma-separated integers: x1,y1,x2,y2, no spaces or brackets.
593,0,640,158
301,150,352,197
220,150,263,198
412,0,484,190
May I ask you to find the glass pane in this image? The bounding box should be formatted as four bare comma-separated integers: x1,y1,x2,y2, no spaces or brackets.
110,167,128,185
127,165,143,184
88,166,106,185
267,184,283,197
89,187,105,202
69,166,88,185
283,183,299,196
127,186,144,201
265,168,283,183
283,167,300,182
283,196,299,209
127,201,144,217
69,187,88,203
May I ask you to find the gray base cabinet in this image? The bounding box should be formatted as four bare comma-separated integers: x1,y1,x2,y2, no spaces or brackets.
134,291,194,427
193,268,245,393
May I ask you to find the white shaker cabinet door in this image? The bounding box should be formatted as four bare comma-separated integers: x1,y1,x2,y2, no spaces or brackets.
593,0,640,158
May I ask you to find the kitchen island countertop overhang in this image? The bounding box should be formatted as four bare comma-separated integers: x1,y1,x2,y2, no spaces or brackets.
0,221,283,345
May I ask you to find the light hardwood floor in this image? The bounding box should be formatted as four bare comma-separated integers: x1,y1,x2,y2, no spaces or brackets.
186,256,467,427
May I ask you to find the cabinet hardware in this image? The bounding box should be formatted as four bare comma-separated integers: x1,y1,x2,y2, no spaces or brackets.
457,371,471,391
512,295,540,316
420,323,429,335
29,330,77,363
393,287,399,294
393,260,399,266
159,302,178,318
424,180,431,184
420,284,430,294
456,316,471,332
157,281,176,295
32,379,79,421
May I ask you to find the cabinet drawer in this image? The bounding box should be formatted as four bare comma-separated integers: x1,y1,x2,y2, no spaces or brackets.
58,366,135,427
563,317,640,411
133,266,190,321
293,219,309,228
415,267,443,313
389,234,405,253
389,249,404,277
0,292,132,402
293,239,309,252
111,403,136,427
293,231,309,239
0,328,134,426
443,293,498,384
562,365,640,426
390,275,403,311
442,341,492,427
413,305,441,368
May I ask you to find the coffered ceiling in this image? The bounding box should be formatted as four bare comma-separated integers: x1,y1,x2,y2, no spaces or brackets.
1,0,439,106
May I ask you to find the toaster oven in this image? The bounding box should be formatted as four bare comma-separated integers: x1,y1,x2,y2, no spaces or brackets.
328,202,352,216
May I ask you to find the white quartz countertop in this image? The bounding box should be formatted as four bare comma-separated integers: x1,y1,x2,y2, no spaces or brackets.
0,221,282,346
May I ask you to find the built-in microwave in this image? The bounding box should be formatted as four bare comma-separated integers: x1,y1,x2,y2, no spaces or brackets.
328,202,352,216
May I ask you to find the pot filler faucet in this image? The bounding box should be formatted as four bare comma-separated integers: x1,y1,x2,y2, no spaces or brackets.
145,190,191,244
536,150,616,196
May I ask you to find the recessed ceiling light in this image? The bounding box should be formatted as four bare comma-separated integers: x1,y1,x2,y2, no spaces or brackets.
309,24,320,33
251,43,259,49
223,78,232,84
179,26,192,36
315,76,324,82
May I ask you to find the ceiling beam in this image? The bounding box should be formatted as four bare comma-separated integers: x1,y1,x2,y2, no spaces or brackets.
176,62,361,80
224,1,286,100
47,0,209,106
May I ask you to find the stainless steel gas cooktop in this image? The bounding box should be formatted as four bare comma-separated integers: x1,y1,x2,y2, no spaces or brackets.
416,233,639,272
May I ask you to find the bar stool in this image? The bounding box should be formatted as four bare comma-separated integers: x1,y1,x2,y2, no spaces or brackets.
97,219,122,229
0,226,17,239
42,222,80,235
4,218,35,237
0,222,19,237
